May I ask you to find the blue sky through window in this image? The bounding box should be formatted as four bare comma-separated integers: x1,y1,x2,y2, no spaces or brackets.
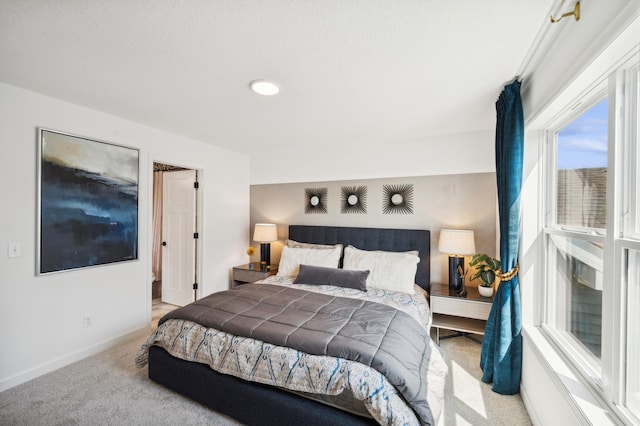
557,98,608,170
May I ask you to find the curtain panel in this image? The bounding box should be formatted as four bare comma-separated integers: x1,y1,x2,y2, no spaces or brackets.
480,80,524,395
152,171,163,282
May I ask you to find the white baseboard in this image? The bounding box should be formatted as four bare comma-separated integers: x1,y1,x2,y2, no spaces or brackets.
0,326,149,392
520,383,541,426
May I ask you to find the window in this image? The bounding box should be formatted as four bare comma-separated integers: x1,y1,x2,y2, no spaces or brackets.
543,66,639,423
545,98,608,381
556,98,608,230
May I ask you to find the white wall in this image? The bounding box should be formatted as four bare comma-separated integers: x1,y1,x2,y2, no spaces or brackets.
522,0,640,125
0,83,250,391
250,129,495,185
248,119,499,285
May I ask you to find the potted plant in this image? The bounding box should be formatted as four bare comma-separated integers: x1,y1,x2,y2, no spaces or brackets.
246,246,256,269
469,253,501,297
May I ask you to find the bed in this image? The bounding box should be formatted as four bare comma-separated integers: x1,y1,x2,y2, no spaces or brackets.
136,225,446,425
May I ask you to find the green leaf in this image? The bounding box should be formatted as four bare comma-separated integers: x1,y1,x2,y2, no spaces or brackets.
470,254,488,266
480,270,495,285
486,257,501,270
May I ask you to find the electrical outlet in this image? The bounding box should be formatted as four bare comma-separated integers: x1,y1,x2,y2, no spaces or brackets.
82,314,94,328
8,243,21,259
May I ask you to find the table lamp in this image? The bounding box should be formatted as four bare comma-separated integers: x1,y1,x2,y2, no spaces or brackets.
253,223,277,267
438,229,476,293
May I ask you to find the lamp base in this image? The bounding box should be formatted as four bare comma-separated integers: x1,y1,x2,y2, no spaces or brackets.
260,243,271,266
448,255,465,293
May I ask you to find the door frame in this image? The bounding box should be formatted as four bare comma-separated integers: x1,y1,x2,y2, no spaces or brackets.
148,159,203,321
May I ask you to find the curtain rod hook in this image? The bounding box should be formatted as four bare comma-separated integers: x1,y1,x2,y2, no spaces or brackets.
550,1,580,24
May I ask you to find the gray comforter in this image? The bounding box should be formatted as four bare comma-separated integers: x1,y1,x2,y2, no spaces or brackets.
160,283,435,425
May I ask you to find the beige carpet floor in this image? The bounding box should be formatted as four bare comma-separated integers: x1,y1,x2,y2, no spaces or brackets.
436,331,531,426
0,329,531,425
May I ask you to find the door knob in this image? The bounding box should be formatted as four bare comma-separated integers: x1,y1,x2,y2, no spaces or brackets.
162,241,167,246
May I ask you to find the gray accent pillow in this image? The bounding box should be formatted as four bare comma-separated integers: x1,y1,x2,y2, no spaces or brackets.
293,264,369,291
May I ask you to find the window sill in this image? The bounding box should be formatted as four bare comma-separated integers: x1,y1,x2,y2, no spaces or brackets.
522,325,620,425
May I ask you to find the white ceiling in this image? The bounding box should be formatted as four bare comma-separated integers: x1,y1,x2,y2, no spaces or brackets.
0,1,556,155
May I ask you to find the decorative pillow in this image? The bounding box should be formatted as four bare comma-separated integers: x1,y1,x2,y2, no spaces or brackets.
293,264,369,291
286,239,343,252
277,245,342,278
342,245,419,294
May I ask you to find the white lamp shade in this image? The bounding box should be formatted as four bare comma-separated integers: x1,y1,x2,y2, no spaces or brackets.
253,223,277,243
438,229,476,256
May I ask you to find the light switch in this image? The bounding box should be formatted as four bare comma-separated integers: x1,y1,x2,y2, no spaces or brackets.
8,243,21,258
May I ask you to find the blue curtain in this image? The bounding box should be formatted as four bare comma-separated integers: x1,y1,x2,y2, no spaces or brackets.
480,80,523,395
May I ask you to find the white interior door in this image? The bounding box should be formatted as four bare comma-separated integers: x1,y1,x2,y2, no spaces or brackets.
161,169,196,306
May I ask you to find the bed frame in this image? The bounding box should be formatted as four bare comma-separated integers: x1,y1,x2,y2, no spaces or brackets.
148,225,431,425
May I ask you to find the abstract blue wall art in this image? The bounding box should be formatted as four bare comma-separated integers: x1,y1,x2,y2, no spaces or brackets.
37,129,139,274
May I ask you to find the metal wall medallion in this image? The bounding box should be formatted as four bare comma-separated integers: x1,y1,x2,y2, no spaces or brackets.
382,184,414,214
340,186,367,214
305,188,328,214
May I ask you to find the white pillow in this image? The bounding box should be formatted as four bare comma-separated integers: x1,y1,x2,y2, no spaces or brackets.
286,239,343,252
277,245,342,278
343,245,419,294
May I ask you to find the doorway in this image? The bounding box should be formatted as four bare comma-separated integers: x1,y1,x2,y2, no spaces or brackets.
152,162,199,308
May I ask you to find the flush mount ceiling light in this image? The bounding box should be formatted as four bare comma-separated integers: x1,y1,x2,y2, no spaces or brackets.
250,80,280,96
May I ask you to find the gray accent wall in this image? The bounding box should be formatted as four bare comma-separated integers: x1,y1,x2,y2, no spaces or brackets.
250,172,497,285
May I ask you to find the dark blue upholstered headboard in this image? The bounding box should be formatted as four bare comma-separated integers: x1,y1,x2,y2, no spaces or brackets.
288,225,431,292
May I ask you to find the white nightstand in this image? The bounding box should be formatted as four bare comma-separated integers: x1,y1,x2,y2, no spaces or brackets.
430,282,493,344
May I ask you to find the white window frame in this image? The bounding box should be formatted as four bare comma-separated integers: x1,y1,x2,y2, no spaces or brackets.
623,245,640,416
542,90,608,386
541,61,639,425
